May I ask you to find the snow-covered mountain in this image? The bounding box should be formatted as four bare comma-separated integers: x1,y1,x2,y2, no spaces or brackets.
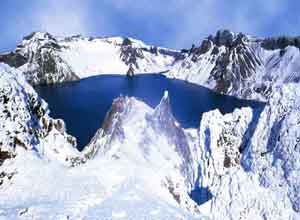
0,32,181,84
2,30,300,219
167,30,300,101
2,30,300,101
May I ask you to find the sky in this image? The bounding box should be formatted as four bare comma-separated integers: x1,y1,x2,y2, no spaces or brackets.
0,0,300,52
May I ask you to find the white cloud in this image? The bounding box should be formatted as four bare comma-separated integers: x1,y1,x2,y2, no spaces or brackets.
1,0,298,51
104,0,292,48
33,1,92,36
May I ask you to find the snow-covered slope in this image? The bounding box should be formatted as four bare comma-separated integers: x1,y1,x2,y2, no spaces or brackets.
83,92,202,213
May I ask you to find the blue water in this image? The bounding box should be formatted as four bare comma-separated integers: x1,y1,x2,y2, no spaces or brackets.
35,74,264,151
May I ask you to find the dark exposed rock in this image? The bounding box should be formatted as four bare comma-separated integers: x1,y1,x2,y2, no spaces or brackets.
194,40,213,56
150,46,158,55
127,64,135,77
211,46,219,55
14,137,27,149
223,153,231,168
214,29,235,47
0,52,27,68
67,135,77,147
261,36,300,50
53,119,65,134
194,30,261,95
122,37,132,46
0,150,14,166
0,171,15,186
120,38,145,76
181,49,189,53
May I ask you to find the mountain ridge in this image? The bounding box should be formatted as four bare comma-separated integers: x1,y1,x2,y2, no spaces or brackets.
2,30,300,101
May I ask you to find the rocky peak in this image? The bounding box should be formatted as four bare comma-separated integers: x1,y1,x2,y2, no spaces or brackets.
0,31,78,85
192,30,249,57
17,32,61,56
212,30,249,47
121,37,133,46
198,30,262,95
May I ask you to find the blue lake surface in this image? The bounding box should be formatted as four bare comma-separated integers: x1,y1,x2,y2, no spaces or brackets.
35,74,265,151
